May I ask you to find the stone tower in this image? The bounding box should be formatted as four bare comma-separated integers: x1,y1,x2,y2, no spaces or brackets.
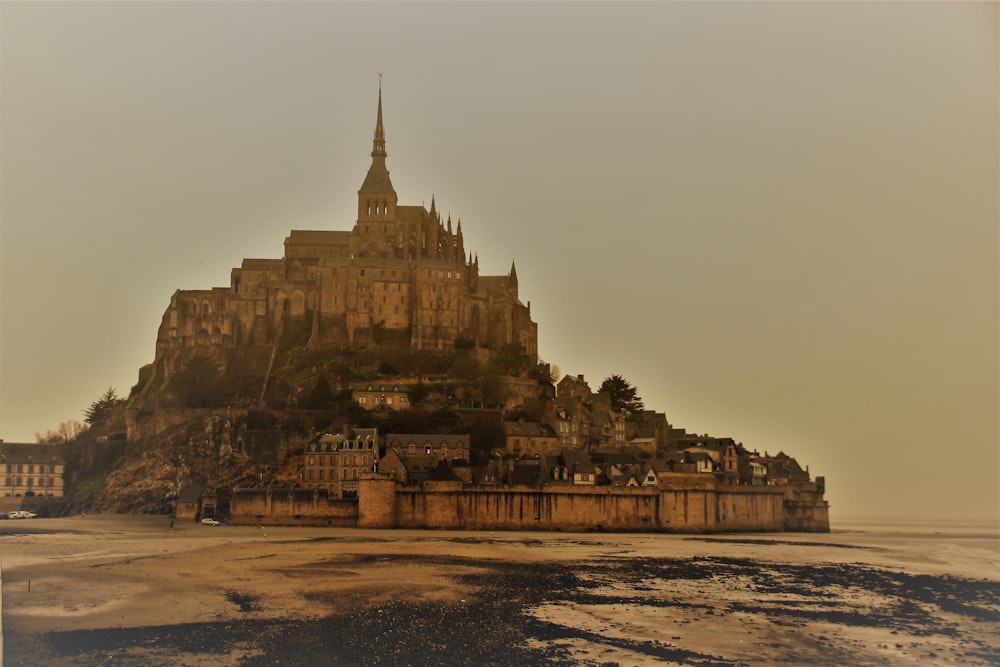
357,79,398,235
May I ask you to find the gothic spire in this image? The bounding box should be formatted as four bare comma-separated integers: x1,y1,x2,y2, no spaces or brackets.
372,75,386,158
358,74,396,220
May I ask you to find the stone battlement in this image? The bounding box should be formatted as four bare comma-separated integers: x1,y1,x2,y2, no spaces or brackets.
228,474,829,533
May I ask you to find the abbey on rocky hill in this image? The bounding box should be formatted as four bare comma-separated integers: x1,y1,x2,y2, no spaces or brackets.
151,82,537,381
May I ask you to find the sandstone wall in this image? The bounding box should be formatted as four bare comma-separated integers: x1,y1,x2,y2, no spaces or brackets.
782,480,831,532
391,484,658,531
357,474,398,528
379,475,796,533
229,488,358,526
229,476,829,533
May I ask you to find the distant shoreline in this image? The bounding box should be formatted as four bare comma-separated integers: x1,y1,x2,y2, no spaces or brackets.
831,516,1000,535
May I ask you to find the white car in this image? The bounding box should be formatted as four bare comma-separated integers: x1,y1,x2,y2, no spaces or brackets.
201,517,221,526
7,511,36,519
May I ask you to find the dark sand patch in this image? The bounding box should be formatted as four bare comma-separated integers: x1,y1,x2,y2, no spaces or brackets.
12,555,999,666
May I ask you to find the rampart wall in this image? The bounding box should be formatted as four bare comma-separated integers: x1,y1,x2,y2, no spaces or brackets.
230,473,828,532
229,488,358,526
782,480,831,532
378,477,788,532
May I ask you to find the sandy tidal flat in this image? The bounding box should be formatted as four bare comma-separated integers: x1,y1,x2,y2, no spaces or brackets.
1,515,997,666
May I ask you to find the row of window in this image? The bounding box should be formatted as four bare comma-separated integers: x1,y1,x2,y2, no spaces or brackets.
4,478,57,487
557,422,581,433
307,455,369,466
357,269,409,279
365,201,391,216
3,464,60,474
356,395,408,406
305,468,362,481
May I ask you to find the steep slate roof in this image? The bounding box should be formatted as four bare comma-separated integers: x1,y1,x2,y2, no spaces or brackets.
386,434,468,448
360,166,394,192
472,460,503,484
561,450,595,474
680,446,720,462
0,442,64,465
477,275,509,294
353,428,378,443
510,460,542,485
591,452,641,466
427,460,462,482
310,435,346,452
393,453,439,483
503,421,557,437
396,205,428,220
648,459,673,474
766,453,810,481
285,230,351,246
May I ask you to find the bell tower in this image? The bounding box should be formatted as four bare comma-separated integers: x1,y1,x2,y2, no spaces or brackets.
357,74,398,229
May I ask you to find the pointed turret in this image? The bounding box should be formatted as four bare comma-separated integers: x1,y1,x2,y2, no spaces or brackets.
508,260,519,298
372,79,386,159
358,76,397,224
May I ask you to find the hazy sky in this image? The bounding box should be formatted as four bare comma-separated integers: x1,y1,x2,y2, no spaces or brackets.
2,2,997,523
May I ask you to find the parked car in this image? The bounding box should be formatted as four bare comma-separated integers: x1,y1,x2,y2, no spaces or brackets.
201,517,221,526
7,511,36,519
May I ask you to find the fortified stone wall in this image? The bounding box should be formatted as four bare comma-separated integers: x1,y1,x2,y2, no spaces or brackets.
229,488,358,526
385,483,662,531
356,473,397,528
782,480,831,532
229,475,828,532
377,476,820,533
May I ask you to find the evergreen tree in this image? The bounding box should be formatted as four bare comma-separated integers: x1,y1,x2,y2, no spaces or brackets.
84,387,124,425
598,374,644,415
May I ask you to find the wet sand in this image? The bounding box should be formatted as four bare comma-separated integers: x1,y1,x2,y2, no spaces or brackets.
1,515,997,666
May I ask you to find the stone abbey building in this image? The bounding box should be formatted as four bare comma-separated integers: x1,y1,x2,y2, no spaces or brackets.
152,83,537,380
